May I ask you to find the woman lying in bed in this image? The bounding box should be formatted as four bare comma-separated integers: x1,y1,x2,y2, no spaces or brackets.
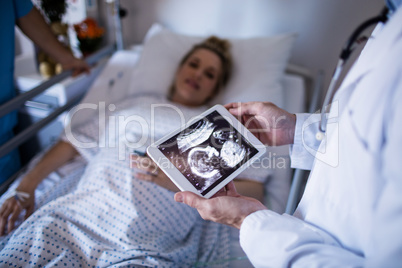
0,36,268,266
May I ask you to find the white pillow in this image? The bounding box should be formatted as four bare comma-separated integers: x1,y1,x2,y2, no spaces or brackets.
128,26,296,108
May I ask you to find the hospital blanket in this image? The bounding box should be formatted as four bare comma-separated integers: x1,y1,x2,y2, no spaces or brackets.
0,94,269,267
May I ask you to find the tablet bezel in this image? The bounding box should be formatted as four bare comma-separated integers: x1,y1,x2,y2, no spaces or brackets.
147,104,266,198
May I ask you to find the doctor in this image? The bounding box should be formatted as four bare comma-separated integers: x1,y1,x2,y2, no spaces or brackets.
175,1,402,267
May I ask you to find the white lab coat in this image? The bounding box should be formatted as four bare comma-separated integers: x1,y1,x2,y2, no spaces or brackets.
240,7,402,268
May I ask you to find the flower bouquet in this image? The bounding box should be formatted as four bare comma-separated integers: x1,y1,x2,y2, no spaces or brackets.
74,18,104,56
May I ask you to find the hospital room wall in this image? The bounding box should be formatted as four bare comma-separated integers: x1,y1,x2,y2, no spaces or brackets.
113,0,384,101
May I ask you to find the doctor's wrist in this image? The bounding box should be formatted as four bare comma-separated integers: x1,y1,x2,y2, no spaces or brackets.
235,200,267,229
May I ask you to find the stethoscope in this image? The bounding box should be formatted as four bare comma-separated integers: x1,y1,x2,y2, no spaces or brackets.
315,7,390,141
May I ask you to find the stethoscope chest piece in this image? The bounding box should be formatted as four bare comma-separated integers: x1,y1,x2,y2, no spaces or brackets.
316,130,325,141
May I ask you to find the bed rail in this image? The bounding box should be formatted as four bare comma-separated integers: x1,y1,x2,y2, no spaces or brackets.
0,45,115,192
285,70,325,214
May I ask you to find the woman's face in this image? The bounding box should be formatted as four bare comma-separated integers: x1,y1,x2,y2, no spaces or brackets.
172,48,222,107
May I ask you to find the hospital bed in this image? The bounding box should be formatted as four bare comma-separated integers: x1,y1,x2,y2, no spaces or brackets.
0,23,316,267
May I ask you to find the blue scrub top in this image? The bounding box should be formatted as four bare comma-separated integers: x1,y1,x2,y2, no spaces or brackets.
0,0,33,135
0,0,33,184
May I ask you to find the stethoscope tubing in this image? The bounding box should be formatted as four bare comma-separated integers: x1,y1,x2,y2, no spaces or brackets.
317,7,389,138
319,59,344,133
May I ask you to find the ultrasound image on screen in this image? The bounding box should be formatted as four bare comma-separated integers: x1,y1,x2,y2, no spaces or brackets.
157,110,258,196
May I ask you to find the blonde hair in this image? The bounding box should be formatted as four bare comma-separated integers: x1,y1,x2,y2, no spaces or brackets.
169,36,233,104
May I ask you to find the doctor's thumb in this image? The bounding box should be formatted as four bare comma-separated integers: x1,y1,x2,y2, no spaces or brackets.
174,192,205,209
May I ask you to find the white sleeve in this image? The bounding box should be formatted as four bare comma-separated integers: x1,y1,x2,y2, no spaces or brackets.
289,113,322,170
239,210,364,267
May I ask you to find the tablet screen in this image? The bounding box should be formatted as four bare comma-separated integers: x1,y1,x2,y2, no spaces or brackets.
157,110,259,196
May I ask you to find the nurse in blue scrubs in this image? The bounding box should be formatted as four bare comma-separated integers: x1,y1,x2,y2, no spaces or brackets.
0,0,89,184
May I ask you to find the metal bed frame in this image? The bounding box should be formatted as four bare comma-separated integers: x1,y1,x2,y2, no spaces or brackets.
0,45,115,195
0,0,126,195
284,70,324,214
0,0,323,214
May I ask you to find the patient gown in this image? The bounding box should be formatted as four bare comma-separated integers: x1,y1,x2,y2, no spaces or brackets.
0,94,268,267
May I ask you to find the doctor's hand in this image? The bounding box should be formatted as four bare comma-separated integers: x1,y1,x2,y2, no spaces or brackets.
174,181,267,229
130,154,180,192
225,102,296,146
0,191,35,236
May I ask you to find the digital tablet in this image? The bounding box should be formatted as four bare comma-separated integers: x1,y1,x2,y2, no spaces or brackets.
147,104,266,198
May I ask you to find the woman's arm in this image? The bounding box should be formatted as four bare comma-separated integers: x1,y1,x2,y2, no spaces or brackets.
17,140,78,192
130,154,180,192
0,140,78,235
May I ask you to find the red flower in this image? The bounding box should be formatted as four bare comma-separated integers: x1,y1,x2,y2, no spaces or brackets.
74,18,104,39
